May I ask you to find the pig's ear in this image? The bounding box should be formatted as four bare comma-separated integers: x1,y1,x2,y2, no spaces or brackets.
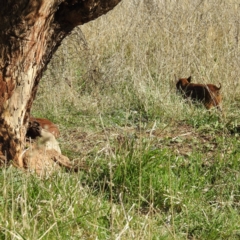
187,76,192,83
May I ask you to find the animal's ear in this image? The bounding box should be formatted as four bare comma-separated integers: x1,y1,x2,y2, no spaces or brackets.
187,76,192,83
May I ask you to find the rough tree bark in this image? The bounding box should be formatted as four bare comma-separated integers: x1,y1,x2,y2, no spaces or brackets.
0,0,121,167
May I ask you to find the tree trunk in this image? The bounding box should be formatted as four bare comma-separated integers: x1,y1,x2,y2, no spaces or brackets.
0,0,121,167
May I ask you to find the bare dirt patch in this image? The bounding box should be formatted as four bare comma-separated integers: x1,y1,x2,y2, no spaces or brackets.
61,121,224,161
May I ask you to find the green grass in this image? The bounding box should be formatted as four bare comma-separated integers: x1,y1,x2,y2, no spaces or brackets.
2,0,240,239
2,127,240,239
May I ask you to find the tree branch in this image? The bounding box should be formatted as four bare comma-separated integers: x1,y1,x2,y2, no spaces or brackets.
56,0,122,30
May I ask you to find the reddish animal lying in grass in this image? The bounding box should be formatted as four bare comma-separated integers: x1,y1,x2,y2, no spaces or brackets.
176,76,222,111
27,117,60,139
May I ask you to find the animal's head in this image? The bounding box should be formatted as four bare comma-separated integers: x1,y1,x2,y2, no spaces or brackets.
176,76,191,91
28,117,60,138
26,121,42,139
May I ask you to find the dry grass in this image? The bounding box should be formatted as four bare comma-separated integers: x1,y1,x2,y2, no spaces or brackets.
34,0,240,121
